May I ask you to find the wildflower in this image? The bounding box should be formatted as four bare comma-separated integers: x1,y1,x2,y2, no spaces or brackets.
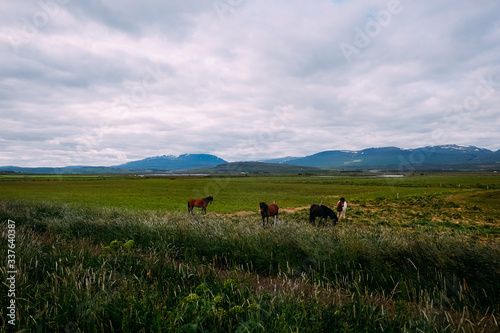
247,303,260,313
183,293,199,303
230,305,245,316
213,295,225,306
195,283,209,295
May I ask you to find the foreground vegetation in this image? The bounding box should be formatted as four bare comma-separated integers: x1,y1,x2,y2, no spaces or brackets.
0,173,499,331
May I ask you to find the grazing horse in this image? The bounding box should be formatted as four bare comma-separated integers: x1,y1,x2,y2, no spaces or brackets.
188,196,213,214
260,202,279,227
309,204,337,227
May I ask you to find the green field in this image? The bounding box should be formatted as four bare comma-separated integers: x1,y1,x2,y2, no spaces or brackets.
1,173,499,213
1,173,499,332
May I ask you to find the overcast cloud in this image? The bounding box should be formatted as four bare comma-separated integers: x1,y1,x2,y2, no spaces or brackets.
1,0,499,166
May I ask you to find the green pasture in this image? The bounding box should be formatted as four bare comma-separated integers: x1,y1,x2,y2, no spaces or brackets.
1,199,499,332
0,173,498,214
1,173,499,331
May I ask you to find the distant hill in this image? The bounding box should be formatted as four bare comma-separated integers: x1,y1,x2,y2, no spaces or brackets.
263,145,500,170
165,162,328,175
0,166,145,174
114,154,227,170
0,154,228,174
260,156,301,164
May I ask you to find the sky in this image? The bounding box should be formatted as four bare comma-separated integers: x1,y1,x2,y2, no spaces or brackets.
1,0,499,167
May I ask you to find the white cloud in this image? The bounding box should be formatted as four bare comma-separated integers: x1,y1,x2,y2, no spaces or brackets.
0,0,499,167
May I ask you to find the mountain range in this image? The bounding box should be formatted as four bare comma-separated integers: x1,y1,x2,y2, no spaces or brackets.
1,145,499,174
262,145,500,169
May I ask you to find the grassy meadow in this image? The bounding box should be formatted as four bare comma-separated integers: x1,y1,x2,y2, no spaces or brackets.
1,173,499,332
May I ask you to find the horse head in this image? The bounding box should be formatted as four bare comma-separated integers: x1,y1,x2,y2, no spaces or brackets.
259,202,268,214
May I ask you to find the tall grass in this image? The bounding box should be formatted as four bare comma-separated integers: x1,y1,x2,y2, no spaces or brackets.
1,200,499,332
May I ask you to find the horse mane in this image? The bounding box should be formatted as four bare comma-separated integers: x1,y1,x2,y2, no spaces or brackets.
327,206,335,218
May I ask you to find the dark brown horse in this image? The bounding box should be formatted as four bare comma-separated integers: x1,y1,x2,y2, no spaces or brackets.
309,204,337,227
188,196,213,214
260,202,278,227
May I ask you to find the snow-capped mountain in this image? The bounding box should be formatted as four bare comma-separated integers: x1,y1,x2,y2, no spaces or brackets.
114,154,227,170
261,145,498,169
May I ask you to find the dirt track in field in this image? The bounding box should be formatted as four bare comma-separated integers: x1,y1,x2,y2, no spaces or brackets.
230,206,311,217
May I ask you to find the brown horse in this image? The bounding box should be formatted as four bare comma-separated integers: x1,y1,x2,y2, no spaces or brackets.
260,202,278,227
188,196,213,214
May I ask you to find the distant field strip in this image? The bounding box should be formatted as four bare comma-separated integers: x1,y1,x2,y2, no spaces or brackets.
1,174,498,214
